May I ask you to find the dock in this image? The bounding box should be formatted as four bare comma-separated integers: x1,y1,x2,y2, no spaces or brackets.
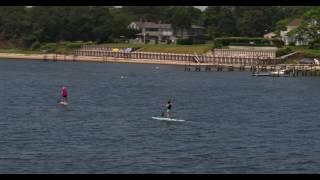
1,46,320,77
183,63,320,77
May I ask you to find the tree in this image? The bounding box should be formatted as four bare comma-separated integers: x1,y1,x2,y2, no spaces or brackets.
0,6,313,49
89,6,114,43
295,7,320,44
121,6,170,22
110,7,134,40
203,6,236,38
0,6,30,46
235,6,286,37
166,6,192,37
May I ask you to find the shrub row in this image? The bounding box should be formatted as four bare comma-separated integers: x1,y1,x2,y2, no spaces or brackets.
214,37,284,48
176,35,206,45
177,38,193,45
37,41,95,53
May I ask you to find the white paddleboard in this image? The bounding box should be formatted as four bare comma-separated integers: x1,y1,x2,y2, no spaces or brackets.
59,101,68,105
152,117,185,122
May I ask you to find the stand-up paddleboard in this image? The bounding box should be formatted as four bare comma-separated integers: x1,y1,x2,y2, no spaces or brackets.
152,117,185,122
59,101,68,106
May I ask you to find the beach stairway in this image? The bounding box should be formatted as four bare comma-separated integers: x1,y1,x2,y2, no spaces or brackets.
193,52,201,64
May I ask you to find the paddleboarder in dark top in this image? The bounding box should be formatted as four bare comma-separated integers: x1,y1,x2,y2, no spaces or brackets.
165,100,172,118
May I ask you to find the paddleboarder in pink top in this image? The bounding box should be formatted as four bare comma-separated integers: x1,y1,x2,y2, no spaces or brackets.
61,85,68,103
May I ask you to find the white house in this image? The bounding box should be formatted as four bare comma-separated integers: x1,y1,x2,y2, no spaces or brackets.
263,32,276,39
128,21,205,44
280,19,309,46
128,21,175,43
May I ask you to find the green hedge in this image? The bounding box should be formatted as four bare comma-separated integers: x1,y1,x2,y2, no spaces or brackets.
40,41,95,53
270,39,284,48
40,43,57,52
192,35,206,44
177,38,193,45
309,40,320,49
65,42,84,49
214,37,269,46
229,43,276,47
30,41,41,50
214,37,284,48
310,43,320,49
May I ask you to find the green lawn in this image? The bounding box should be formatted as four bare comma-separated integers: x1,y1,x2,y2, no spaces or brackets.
0,47,79,55
100,43,213,54
288,46,320,58
0,49,44,54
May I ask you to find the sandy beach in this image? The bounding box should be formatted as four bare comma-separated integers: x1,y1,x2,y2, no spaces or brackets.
2,53,319,73
0,53,197,66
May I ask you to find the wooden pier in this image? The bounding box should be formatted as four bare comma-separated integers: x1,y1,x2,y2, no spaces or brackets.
77,51,278,64
38,46,320,77
183,63,320,77
42,54,78,62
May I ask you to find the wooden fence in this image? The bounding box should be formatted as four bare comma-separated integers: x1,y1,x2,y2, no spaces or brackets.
74,49,283,65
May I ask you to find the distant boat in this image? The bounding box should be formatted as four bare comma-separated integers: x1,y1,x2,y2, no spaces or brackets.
269,69,288,76
252,72,271,76
252,69,289,77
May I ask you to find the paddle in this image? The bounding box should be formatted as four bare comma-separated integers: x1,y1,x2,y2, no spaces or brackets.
161,109,165,117
57,95,62,103
57,91,64,104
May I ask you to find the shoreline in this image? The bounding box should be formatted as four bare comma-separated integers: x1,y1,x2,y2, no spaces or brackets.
1,53,320,71
0,52,195,66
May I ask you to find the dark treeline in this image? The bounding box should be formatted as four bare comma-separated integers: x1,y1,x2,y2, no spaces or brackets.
0,6,315,49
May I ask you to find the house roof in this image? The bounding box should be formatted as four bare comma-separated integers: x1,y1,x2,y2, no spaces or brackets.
191,25,205,29
132,21,171,29
264,32,276,36
131,21,204,29
287,19,302,27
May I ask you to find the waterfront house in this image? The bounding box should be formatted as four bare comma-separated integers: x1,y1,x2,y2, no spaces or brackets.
174,25,206,39
128,21,205,44
263,32,277,39
280,19,309,46
128,21,174,43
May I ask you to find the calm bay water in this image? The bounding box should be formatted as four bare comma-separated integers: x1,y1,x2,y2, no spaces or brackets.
1,59,320,173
